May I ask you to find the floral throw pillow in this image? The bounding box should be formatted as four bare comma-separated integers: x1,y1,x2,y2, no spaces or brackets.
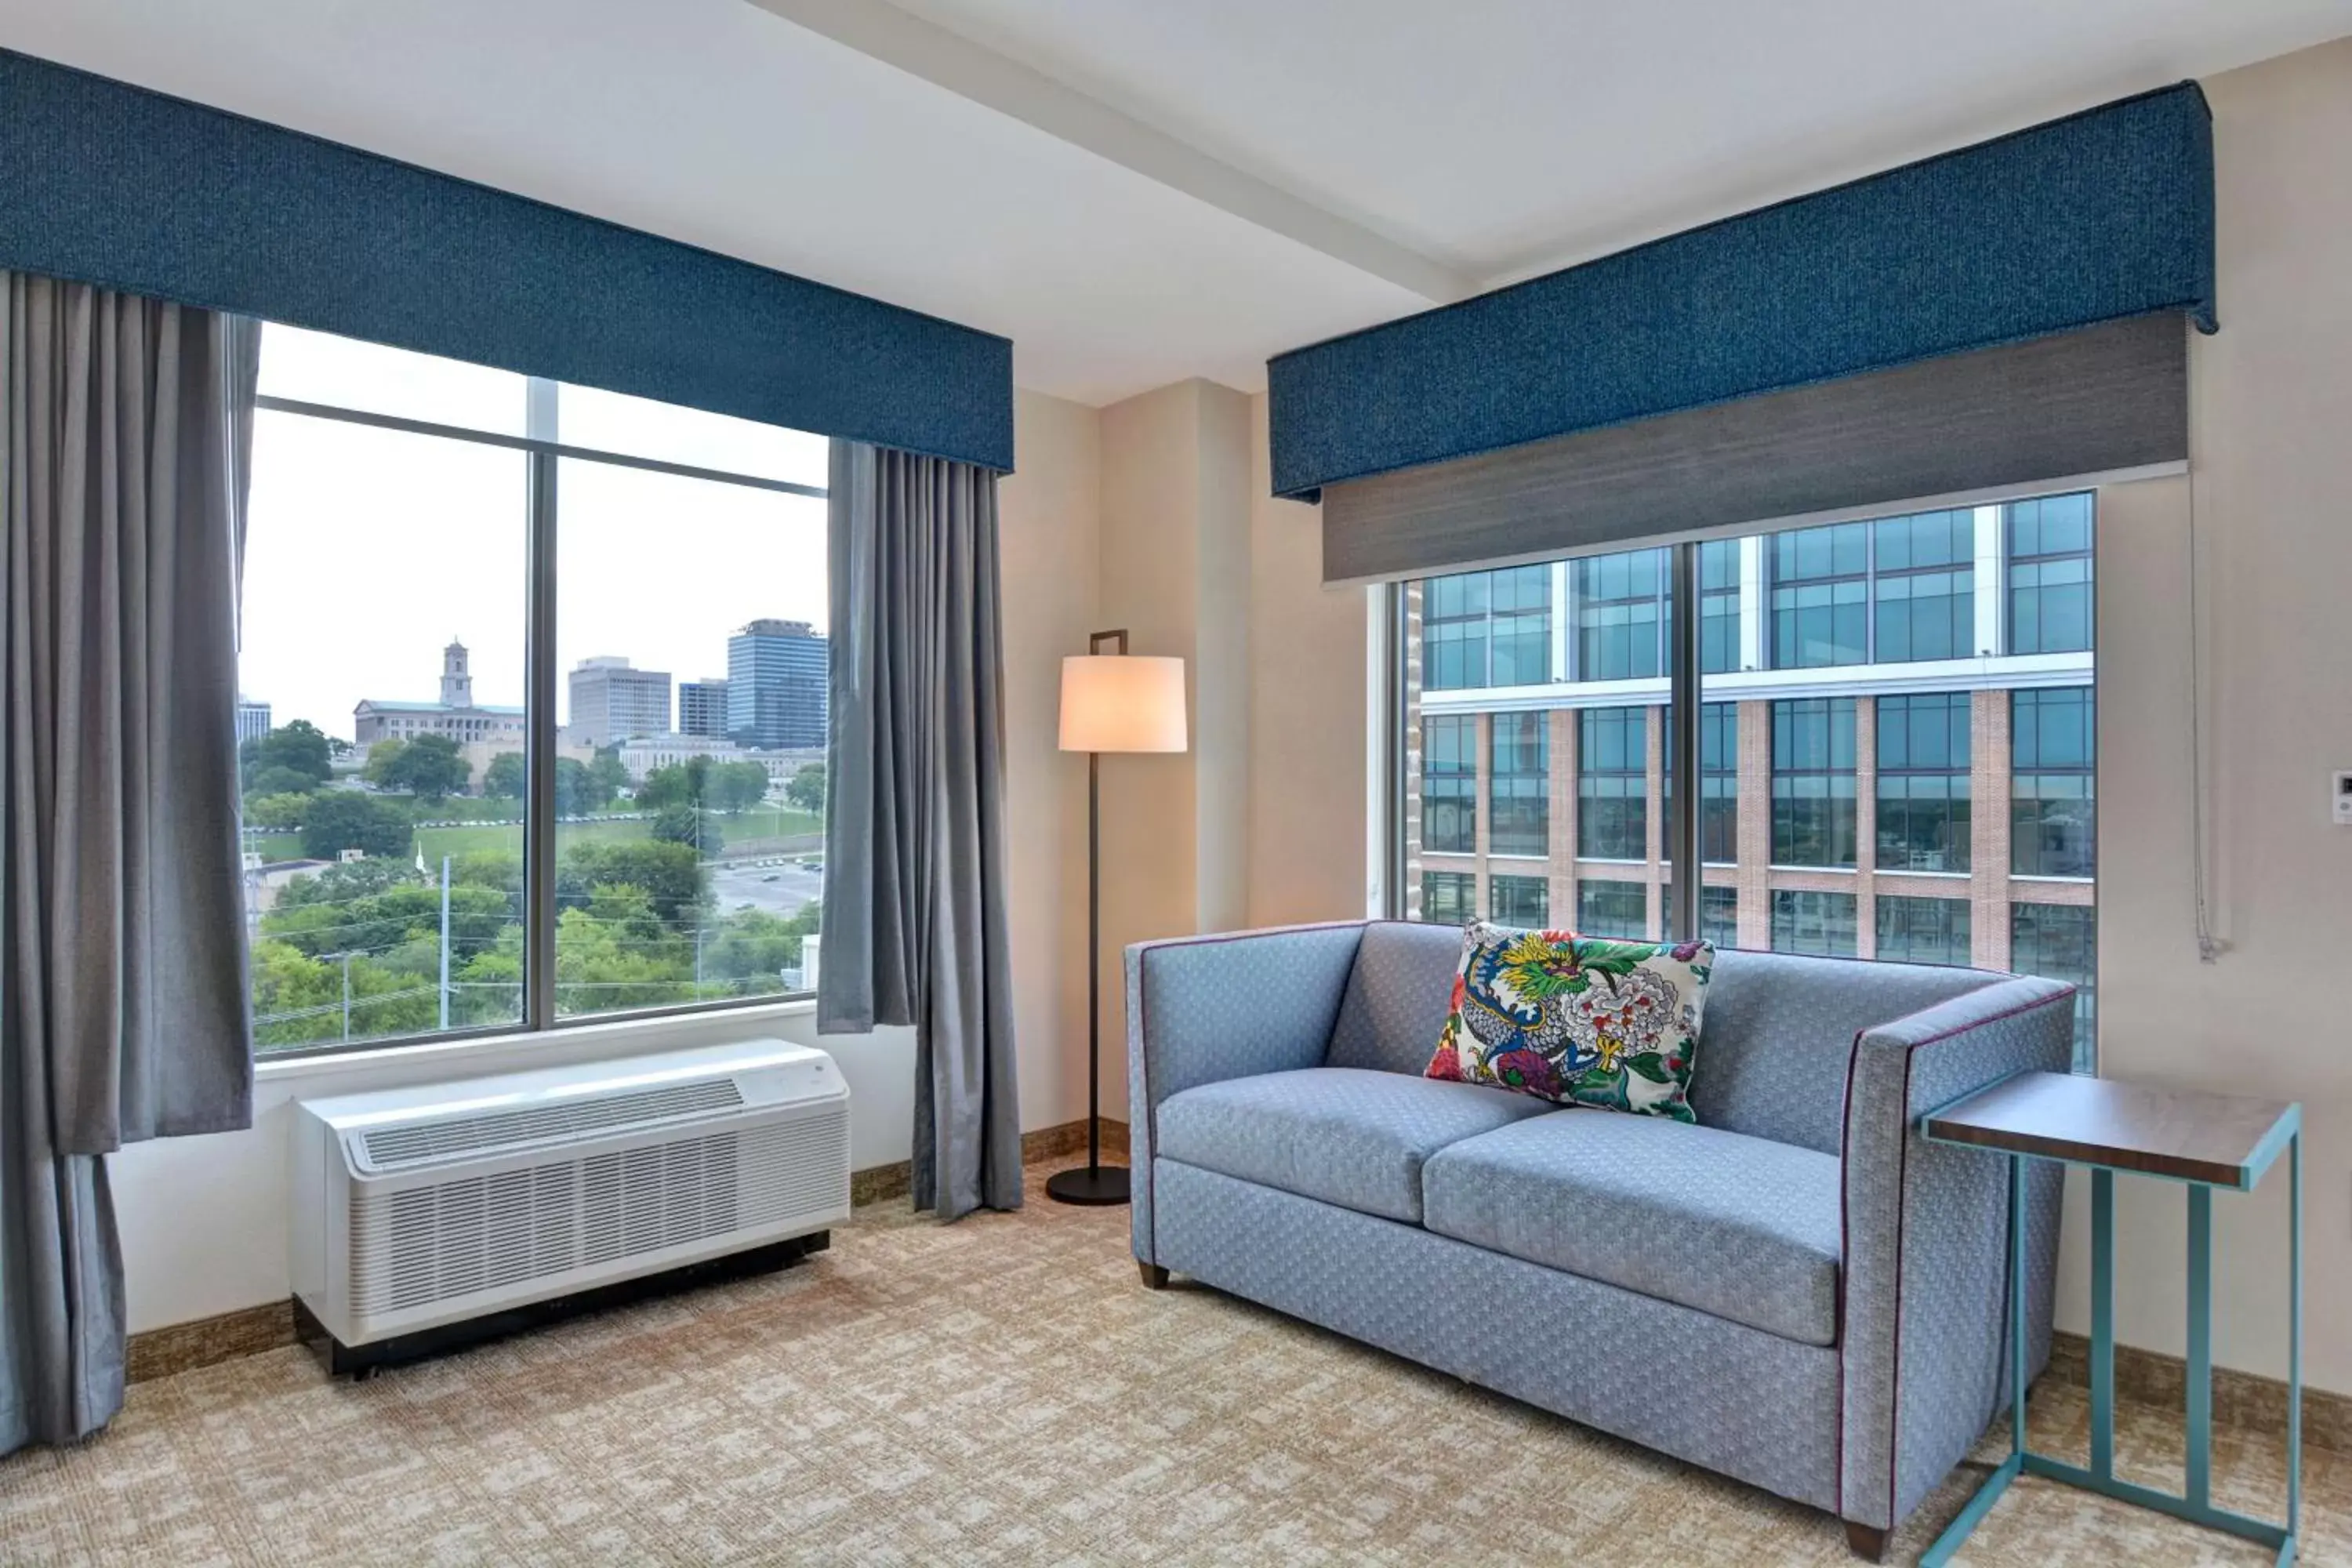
1426,923,1714,1122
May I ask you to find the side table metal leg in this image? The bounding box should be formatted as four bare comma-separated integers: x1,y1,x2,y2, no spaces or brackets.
2010,1152,2027,1454
2091,1167,2115,1480
2288,1132,2303,1547
2187,1182,2213,1509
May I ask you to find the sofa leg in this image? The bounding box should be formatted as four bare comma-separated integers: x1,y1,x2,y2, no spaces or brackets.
1138,1261,1170,1290
1842,1520,1888,1563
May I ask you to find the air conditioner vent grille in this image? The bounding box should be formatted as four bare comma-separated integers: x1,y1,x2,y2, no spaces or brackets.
356,1078,745,1171
348,1108,848,1320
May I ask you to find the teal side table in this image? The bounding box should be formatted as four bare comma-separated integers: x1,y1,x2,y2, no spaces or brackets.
1918,1071,2302,1566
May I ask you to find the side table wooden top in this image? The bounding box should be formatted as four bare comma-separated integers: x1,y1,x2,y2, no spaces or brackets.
1922,1071,2299,1189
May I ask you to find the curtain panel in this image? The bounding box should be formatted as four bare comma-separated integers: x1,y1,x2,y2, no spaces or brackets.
819,441,1022,1219
1,272,256,1456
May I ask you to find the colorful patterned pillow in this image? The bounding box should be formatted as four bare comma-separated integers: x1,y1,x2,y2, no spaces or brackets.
1426,923,1714,1122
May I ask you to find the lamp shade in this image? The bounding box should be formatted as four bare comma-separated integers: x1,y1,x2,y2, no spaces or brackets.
1059,655,1187,753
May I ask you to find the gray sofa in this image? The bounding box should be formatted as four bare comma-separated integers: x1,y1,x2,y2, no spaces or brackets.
1125,920,2075,1557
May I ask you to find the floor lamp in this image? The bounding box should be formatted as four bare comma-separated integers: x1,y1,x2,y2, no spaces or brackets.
1047,630,1187,1206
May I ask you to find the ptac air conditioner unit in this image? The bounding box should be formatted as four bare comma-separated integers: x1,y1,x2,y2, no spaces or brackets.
291,1038,849,1375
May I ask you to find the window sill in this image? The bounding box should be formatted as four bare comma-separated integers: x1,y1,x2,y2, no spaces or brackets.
253,996,819,1086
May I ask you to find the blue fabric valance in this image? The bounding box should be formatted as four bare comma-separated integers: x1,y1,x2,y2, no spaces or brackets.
1269,82,2214,501
0,49,1014,472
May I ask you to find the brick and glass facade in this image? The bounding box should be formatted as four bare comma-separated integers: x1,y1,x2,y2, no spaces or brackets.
1402,493,2096,1064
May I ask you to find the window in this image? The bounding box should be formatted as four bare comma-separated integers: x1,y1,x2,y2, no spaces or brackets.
1772,890,1857,956
1771,698,1857,866
1876,692,1972,872
1489,711,1548,857
1700,885,1739,948
2007,493,2093,655
1769,522,1868,667
1421,870,1476,926
1700,539,1742,676
1577,706,1648,860
1423,566,1548,689
2012,687,2095,877
1490,873,1549,928
1661,701,1737,866
1577,879,1647,937
238,325,827,1055
1874,509,1976,662
1875,895,1972,966
1421,715,1477,853
2011,902,2097,1070
1574,549,1664,680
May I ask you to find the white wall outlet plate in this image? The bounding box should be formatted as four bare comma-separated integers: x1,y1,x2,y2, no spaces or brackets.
2335,771,2352,825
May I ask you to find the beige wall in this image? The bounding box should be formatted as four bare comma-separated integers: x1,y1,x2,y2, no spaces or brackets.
2056,37,2352,1392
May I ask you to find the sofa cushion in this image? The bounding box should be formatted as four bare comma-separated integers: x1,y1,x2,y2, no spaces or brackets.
1422,1111,1842,1345
1155,1067,1559,1224
1428,924,1714,1122
1324,920,1468,1077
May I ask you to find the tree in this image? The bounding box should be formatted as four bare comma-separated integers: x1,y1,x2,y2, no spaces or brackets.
783,762,826,814
276,857,422,907
633,761,695,812
299,792,412,861
372,733,470,801
710,760,771,813
554,756,596,818
482,751,527,800
240,720,333,790
590,748,630,804
651,803,724,856
558,839,705,925
246,764,320,799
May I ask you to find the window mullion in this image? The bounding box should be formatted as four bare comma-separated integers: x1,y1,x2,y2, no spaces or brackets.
524,378,560,1031
1666,542,1701,941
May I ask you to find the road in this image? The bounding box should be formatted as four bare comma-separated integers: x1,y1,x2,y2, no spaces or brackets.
710,857,823,919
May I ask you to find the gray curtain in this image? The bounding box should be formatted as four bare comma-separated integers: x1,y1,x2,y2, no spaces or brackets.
818,441,1021,1219
1,273,258,1457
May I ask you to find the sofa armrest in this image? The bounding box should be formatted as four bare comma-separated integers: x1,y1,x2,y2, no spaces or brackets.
1125,922,1368,1265
1835,974,2075,1533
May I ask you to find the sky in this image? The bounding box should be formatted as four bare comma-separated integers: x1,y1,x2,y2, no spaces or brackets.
241,326,830,741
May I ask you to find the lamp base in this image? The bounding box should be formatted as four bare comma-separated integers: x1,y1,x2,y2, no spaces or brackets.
1045,1164,1131,1207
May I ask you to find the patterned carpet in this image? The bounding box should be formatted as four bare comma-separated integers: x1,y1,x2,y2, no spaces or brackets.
2,1168,2339,1566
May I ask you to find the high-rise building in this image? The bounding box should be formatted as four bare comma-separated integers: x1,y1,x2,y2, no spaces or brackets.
567,655,672,746
354,640,527,748
727,620,828,749
235,697,272,746
677,678,731,739
1401,493,2099,1066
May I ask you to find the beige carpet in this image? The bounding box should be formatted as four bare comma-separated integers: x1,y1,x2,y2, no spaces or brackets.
2,1169,2339,1566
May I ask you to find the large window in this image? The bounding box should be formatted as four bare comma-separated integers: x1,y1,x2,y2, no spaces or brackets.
1769,522,1868,668
2012,687,2096,877
1489,712,1548,857
238,325,827,1055
2007,493,2093,655
1577,880,1646,938
2012,902,2097,1070
1771,697,1857,866
1577,706,1648,860
1395,490,2095,1062
1876,692,1972,873
1772,890,1858,956
1421,715,1477,853
1873,509,1976,662
1876,895,1973,966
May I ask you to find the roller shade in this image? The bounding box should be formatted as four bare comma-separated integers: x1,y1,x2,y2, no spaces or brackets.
0,49,1013,471
1322,311,2185,585
1272,82,2213,509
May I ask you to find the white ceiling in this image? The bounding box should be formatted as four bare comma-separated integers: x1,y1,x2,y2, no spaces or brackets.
3,1,2349,408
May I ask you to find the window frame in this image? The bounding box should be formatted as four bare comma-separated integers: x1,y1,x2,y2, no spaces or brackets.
1875,691,1973,873
246,365,828,1062
1488,710,1548,858
1576,705,1649,862
1770,695,1859,868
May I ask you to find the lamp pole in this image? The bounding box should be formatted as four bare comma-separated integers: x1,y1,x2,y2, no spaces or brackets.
1049,629,1131,1207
